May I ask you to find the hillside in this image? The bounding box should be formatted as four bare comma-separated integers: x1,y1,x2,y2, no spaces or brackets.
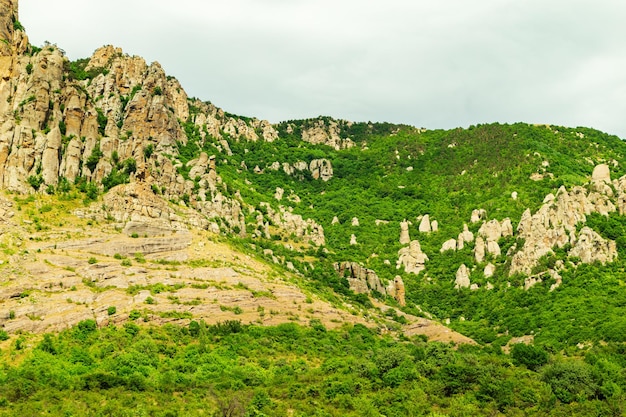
2,0,626,415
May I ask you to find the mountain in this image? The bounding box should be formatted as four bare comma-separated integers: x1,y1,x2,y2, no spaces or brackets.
2,1,626,415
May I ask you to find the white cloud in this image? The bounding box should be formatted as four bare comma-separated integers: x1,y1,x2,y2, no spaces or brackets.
18,0,626,137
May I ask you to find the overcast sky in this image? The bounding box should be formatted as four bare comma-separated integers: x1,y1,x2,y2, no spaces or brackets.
19,0,626,138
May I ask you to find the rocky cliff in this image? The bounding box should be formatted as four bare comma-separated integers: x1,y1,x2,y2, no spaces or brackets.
0,4,329,244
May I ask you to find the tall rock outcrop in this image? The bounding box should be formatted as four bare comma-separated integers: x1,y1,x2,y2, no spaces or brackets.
334,262,405,305
298,118,355,150
0,14,325,239
455,264,471,289
511,180,618,275
399,219,411,245
397,240,429,275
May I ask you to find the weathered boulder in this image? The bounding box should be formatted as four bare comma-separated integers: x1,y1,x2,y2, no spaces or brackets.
592,164,611,183
397,240,429,275
309,158,333,181
399,219,411,245
419,214,431,233
333,262,405,305
455,264,471,289
474,236,486,263
569,226,617,264
471,209,486,223
457,224,474,250
484,263,496,278
441,238,457,252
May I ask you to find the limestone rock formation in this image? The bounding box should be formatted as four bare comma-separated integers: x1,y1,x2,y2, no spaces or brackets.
350,234,358,245
298,118,355,150
511,182,618,275
333,262,405,305
419,214,432,233
76,182,208,234
569,227,617,264
474,236,486,263
455,264,471,289
441,238,457,252
457,224,474,249
266,158,333,181
471,209,486,223
397,240,429,275
592,163,611,183
388,276,406,306
309,158,333,181
399,219,411,245
484,263,496,278
259,202,325,246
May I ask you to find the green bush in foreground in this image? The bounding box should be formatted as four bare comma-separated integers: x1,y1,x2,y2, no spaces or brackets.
0,320,625,416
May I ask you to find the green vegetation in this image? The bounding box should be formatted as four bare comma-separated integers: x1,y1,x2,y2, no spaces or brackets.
12,17,24,32
66,58,109,81
1,320,625,416
209,120,626,350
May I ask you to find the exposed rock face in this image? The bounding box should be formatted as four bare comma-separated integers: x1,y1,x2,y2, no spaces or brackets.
455,264,471,289
309,158,333,181
350,234,357,245
0,37,292,238
266,158,333,181
298,118,355,150
592,163,611,183
457,224,474,249
441,238,457,252
0,0,27,80
352,217,360,226
419,214,431,232
569,226,617,264
76,182,208,233
478,219,503,242
511,183,618,275
484,263,496,278
389,276,406,306
259,202,325,246
399,219,411,245
397,240,429,275
474,236,486,263
334,262,405,305
471,209,486,223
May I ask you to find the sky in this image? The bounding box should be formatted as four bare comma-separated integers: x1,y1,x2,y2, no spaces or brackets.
18,0,626,138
